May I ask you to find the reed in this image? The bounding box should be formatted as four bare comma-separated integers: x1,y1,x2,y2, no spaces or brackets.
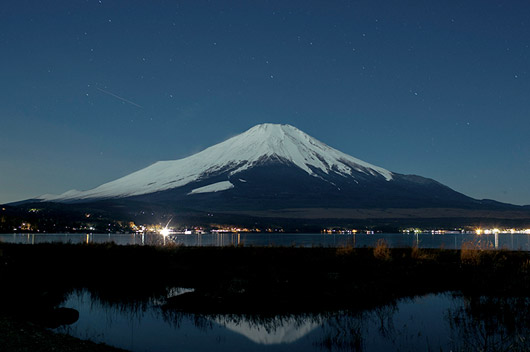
460,240,489,265
373,239,391,261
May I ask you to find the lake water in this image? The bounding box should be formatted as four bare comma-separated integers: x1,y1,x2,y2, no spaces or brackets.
55,289,530,352
2,232,530,250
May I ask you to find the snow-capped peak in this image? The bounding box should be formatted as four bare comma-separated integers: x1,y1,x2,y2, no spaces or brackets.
227,124,392,180
40,123,393,201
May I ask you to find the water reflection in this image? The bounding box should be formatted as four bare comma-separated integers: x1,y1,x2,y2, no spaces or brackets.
213,315,323,345
56,289,530,351
448,295,530,351
160,309,326,346
4,232,530,250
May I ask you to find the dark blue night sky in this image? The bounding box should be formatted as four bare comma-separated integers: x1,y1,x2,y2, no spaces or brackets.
1,1,529,205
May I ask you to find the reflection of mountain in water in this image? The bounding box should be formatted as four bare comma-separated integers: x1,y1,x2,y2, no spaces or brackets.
56,290,530,352
213,315,323,345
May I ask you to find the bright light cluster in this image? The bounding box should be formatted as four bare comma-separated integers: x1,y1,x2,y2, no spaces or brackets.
475,228,530,235
159,228,171,237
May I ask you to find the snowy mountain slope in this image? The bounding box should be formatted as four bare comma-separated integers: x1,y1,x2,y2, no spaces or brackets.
188,181,234,195
39,124,393,202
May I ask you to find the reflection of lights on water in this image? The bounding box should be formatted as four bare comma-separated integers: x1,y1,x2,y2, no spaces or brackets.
159,228,171,245
495,232,499,249
159,218,173,245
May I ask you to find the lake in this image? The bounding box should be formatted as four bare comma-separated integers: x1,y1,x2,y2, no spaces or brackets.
55,289,530,352
2,232,530,250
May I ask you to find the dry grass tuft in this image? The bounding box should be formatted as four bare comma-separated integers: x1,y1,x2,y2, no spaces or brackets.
163,241,183,249
411,245,431,260
336,245,354,256
521,259,530,276
373,239,391,261
460,240,490,265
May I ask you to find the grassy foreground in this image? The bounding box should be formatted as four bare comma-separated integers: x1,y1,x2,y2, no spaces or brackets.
1,241,530,349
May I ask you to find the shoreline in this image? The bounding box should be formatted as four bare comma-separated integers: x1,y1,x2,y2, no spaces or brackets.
0,315,127,352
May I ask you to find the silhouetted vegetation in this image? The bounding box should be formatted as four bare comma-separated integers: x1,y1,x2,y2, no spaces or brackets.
0,315,126,352
2,243,530,315
3,242,530,350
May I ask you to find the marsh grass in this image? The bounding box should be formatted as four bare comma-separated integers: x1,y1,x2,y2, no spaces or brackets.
410,245,433,260
373,239,391,261
461,240,492,265
522,259,530,276
336,245,355,256
3,242,530,316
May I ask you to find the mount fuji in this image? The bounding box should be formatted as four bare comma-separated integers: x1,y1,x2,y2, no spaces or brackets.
22,123,528,226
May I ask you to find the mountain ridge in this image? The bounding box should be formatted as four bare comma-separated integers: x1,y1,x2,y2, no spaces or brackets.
9,123,528,228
